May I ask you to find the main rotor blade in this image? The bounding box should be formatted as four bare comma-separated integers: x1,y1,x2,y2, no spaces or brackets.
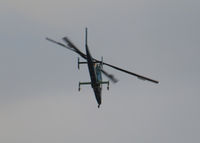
62,37,87,59
46,37,75,52
46,37,87,60
46,37,158,84
103,62,159,84
101,69,118,83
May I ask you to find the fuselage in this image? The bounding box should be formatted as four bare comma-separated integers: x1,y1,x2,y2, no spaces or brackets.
85,45,102,108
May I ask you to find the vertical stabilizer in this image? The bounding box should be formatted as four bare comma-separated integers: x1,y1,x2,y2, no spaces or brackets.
85,27,88,47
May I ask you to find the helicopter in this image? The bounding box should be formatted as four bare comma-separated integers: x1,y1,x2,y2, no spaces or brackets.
46,28,159,108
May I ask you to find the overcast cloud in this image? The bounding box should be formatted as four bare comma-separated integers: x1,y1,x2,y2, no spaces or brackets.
0,0,200,143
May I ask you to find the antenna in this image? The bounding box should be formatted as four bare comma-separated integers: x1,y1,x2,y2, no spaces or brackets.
85,27,88,47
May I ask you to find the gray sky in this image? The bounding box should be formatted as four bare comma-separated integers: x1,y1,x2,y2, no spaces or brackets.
0,0,200,143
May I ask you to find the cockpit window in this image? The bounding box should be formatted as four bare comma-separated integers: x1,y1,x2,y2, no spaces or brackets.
95,64,102,82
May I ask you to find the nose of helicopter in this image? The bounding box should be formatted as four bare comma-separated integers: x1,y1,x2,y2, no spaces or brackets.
94,87,102,108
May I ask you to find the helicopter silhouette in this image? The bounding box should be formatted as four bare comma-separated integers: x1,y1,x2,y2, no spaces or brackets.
46,28,159,108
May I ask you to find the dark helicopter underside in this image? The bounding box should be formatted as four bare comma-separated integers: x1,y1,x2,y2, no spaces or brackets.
85,39,102,108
